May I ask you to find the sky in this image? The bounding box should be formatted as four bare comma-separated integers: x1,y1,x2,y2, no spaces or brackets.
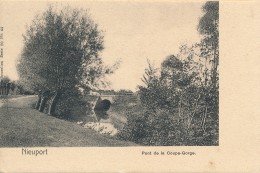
0,1,204,91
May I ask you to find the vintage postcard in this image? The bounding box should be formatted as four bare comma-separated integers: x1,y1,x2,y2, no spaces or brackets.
0,0,259,172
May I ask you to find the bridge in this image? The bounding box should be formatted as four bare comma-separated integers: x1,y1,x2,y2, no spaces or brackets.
86,94,115,112
88,92,135,113
99,95,116,103
89,90,134,103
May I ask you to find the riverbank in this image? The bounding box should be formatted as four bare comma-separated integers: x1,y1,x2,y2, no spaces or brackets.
0,96,137,147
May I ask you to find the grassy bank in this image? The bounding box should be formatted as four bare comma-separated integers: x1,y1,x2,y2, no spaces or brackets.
0,96,137,147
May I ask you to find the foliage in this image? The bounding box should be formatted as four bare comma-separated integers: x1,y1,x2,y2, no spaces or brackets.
17,5,117,116
116,89,134,95
198,1,219,92
119,1,219,146
44,87,86,120
0,76,11,84
0,77,32,95
119,52,218,145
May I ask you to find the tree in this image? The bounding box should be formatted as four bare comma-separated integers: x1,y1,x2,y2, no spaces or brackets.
198,1,219,92
140,59,158,88
138,59,163,109
17,6,115,115
197,1,219,121
0,76,11,83
0,76,11,95
120,2,219,146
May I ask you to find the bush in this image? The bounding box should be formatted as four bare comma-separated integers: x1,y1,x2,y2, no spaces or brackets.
118,108,218,146
118,109,185,145
118,54,219,146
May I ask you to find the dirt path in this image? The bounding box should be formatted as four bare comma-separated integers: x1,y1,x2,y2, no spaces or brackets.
0,95,36,107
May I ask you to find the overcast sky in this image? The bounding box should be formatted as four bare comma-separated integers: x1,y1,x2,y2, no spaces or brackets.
1,1,205,91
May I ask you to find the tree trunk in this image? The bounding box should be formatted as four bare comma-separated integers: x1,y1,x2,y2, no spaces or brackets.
38,90,50,112
39,96,48,112
48,90,62,115
212,51,218,92
211,33,219,92
202,106,208,133
35,94,42,110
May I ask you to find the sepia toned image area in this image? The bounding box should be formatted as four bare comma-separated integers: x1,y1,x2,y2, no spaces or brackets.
0,1,219,147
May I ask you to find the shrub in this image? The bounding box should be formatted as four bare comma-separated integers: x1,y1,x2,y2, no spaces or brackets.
118,107,218,146
118,53,218,146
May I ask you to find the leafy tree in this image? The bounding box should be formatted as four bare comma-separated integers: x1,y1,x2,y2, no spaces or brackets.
117,89,133,94
17,6,115,115
119,2,219,146
0,76,11,84
198,1,219,92
140,59,158,88
197,1,219,123
0,76,11,95
120,50,218,145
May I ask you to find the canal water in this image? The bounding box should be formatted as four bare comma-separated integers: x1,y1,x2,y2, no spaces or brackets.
83,110,119,136
79,96,129,136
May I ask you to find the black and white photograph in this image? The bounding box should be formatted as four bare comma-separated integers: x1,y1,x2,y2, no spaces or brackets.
0,1,219,147
1,0,260,172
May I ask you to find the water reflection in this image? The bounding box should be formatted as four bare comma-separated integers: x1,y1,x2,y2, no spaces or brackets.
83,98,118,136
85,110,118,136
94,110,109,122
